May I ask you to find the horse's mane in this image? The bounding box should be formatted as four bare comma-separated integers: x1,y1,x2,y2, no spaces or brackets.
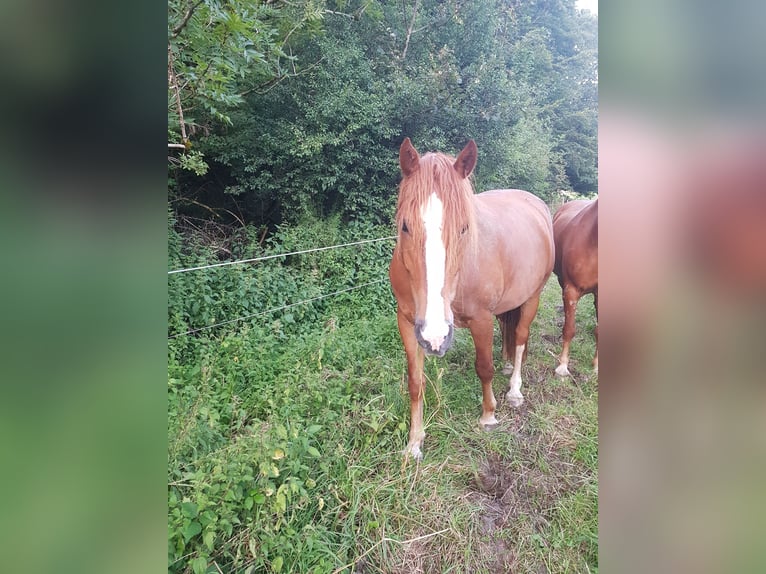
395,152,478,272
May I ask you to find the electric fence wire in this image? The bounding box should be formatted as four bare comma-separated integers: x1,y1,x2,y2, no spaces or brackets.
168,235,396,275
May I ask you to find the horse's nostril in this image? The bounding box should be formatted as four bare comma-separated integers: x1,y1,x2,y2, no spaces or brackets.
414,322,454,356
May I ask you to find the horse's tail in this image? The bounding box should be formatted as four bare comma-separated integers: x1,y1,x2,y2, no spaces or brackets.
498,308,522,364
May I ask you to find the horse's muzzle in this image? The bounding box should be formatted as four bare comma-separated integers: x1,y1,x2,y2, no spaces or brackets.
414,320,454,357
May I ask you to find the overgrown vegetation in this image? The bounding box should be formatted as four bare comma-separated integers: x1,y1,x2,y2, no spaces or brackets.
168,217,598,573
169,1,598,572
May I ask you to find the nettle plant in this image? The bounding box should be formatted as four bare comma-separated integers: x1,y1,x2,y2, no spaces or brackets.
168,421,328,573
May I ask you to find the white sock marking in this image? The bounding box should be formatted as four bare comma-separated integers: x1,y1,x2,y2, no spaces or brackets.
506,344,526,407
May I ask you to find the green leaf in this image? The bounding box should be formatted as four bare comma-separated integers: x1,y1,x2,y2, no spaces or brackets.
191,556,208,574
183,520,202,541
181,502,199,518
253,492,266,504
306,446,321,457
275,492,286,513
306,424,322,435
272,556,284,573
199,510,216,527
203,530,215,550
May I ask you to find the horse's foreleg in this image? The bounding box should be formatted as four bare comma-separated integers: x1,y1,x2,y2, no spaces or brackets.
398,311,426,459
506,295,541,407
592,289,598,373
470,318,498,429
555,284,580,378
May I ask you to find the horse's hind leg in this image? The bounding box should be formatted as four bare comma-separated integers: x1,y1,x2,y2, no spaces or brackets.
469,316,499,429
498,309,519,375
505,294,541,408
555,283,580,377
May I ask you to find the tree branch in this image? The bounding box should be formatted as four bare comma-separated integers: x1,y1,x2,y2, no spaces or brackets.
401,0,420,61
168,43,188,145
239,56,326,97
171,0,205,38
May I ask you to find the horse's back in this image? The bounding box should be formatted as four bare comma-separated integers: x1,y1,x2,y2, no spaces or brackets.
553,199,592,234
479,188,551,219
476,190,553,241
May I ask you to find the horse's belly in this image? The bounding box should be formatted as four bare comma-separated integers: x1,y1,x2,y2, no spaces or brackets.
452,269,548,320
492,277,547,313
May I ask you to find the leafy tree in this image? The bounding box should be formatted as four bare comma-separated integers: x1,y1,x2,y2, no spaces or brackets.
505,0,598,193
168,0,325,174
170,0,598,226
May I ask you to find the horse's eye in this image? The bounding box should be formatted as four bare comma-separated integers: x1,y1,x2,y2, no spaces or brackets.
402,221,409,233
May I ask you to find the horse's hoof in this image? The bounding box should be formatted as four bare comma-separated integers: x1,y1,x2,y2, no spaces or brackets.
501,362,513,375
554,364,571,378
404,443,423,461
479,415,499,430
505,392,524,408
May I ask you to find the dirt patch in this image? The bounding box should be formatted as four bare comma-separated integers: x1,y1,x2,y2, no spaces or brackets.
474,453,569,521
463,403,589,571
541,333,560,344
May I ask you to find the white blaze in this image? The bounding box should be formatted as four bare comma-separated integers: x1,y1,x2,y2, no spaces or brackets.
421,193,449,349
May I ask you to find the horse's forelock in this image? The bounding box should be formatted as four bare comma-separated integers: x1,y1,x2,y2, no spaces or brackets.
396,152,477,267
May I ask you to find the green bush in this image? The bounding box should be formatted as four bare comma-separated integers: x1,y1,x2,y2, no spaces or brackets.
168,214,395,344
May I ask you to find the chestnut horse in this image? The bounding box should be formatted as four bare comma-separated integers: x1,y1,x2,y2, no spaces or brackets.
552,198,598,377
389,138,555,459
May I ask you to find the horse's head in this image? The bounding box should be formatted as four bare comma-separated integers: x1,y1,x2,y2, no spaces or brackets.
395,138,478,356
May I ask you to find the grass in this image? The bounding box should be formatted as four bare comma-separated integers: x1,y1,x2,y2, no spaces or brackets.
168,275,598,574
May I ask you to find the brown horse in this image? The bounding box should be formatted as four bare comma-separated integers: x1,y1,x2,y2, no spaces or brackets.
552,198,598,377
389,138,555,459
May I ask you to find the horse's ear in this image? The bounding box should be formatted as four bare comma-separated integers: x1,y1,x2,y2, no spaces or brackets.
400,137,420,176
454,139,478,179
